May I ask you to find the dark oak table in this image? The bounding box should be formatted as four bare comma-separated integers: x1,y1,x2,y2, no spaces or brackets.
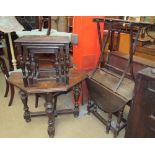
7,69,87,137
14,36,71,87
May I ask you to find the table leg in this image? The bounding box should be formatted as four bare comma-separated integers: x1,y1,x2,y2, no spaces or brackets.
55,51,59,83
45,93,55,138
19,90,31,122
87,99,91,114
114,107,124,137
65,44,70,84
60,47,65,83
73,84,81,117
106,113,112,134
65,44,70,67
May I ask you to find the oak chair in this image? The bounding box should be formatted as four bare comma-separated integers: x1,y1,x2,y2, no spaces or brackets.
0,56,58,109
0,56,14,106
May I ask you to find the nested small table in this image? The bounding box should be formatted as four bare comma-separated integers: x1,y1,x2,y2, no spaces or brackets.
14,36,71,87
7,69,87,137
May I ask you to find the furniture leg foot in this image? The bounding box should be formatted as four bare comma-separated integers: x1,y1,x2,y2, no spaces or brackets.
24,114,31,123
48,125,55,138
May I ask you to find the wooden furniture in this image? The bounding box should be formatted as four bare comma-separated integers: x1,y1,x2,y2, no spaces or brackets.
103,27,155,76
0,32,18,70
0,56,41,107
87,69,134,137
37,16,52,35
137,44,155,56
87,18,153,137
104,27,155,57
107,51,155,77
7,69,86,137
0,56,14,106
0,16,24,71
16,16,36,31
14,36,71,87
67,16,73,32
125,67,155,138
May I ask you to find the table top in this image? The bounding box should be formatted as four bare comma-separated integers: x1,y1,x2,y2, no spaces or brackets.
90,69,135,101
14,36,70,44
7,69,87,94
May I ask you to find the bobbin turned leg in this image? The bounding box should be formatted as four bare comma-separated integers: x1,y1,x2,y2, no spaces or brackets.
73,84,81,118
87,99,91,115
45,93,55,138
65,44,70,84
114,107,124,138
19,90,31,122
55,51,59,83
106,113,112,134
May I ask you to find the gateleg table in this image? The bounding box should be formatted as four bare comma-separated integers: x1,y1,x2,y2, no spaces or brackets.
7,69,87,137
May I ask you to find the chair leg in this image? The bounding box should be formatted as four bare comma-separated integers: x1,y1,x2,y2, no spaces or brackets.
4,79,9,97
8,84,14,106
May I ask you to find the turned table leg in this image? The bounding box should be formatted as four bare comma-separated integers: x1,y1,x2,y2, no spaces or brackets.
87,99,91,114
73,84,81,118
45,93,55,138
106,113,112,134
19,90,31,122
114,107,124,138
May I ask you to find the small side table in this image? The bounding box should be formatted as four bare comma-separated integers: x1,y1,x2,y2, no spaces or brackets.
7,69,87,137
14,36,71,86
